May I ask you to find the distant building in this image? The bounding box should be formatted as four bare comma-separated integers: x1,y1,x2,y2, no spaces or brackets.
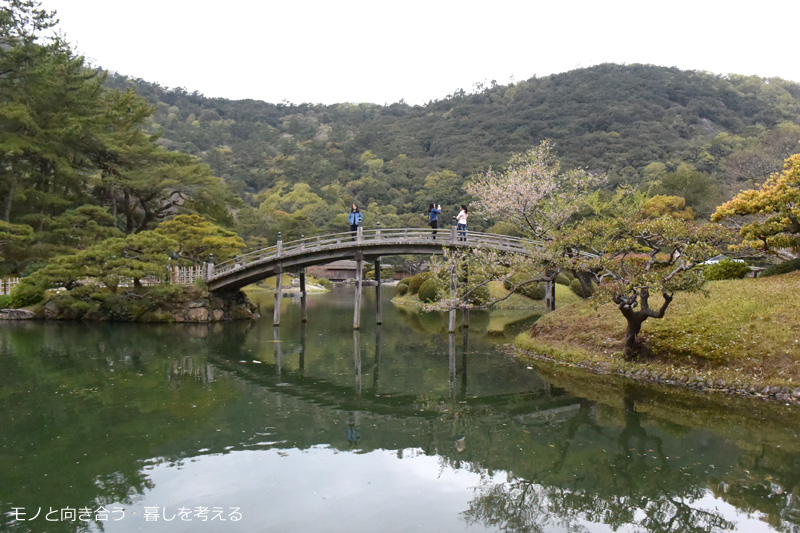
307,260,364,282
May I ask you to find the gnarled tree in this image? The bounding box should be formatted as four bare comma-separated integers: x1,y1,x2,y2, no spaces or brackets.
559,210,725,359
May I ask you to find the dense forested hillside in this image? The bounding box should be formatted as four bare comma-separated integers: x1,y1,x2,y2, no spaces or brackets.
108,65,800,184
4,0,800,278
105,64,800,239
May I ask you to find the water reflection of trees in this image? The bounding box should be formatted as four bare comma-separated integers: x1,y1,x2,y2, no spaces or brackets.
462,389,738,532
4,319,800,532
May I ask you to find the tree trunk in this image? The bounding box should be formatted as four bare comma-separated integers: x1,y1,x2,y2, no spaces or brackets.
2,178,15,222
622,314,646,360
614,288,673,361
573,269,595,296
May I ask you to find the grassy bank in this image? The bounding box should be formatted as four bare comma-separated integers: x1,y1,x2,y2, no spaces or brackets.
514,271,800,390
391,281,583,335
392,280,581,311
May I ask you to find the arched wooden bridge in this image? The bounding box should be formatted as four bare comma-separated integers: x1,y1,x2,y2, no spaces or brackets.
204,226,542,329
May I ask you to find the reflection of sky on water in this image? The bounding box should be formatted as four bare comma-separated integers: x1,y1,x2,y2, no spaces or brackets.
99,447,780,533
99,447,502,532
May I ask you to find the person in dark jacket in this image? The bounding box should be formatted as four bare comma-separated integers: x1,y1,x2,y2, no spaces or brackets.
348,204,363,240
427,203,441,240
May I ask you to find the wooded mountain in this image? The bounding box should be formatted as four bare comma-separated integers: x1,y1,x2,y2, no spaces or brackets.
10,1,799,279
108,63,800,202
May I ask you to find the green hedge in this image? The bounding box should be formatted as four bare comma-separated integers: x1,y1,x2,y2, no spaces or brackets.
704,259,751,281
569,278,591,298
760,258,800,277
418,278,444,303
555,273,571,286
407,272,433,294
8,279,46,308
503,277,545,299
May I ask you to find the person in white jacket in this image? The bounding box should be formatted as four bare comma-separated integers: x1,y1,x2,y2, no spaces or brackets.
456,205,468,241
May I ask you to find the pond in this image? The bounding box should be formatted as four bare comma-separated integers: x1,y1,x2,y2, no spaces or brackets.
1,285,799,532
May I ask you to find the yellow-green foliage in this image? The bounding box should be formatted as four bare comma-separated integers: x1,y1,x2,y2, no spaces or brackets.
640,195,696,220
155,214,245,265
712,152,800,254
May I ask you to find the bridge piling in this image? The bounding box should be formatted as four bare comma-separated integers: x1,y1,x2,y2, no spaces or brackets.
375,257,382,325
273,326,282,375
299,269,307,323
353,255,363,329
448,264,457,333
273,271,282,326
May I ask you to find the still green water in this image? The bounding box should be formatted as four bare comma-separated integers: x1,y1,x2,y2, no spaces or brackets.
1,285,799,532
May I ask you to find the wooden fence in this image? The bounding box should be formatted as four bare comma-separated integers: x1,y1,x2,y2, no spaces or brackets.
0,266,205,296
0,278,20,296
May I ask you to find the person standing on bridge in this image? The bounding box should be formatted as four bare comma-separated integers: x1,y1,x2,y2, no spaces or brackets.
427,203,441,240
456,204,468,241
348,204,363,241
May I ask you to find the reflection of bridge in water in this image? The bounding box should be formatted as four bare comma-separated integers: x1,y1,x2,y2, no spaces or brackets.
204,226,544,329
212,324,582,422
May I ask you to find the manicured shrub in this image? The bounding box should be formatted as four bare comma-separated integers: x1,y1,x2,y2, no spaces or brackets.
8,279,45,308
395,283,408,296
555,273,571,286
0,295,9,308
503,277,545,299
467,283,491,305
760,258,800,277
569,278,591,298
417,278,443,303
407,272,433,294
704,259,751,280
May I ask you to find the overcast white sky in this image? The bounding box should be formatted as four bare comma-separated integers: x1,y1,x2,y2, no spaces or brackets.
39,0,800,106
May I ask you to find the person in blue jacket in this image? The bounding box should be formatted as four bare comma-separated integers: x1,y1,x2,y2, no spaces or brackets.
427,203,441,239
348,203,363,240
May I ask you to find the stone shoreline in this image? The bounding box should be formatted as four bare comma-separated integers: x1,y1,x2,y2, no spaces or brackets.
515,347,800,405
0,309,36,320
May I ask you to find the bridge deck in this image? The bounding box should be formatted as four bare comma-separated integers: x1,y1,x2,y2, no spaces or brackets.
208,227,535,292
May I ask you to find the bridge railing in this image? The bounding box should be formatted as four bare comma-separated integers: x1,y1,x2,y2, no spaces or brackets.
211,227,535,279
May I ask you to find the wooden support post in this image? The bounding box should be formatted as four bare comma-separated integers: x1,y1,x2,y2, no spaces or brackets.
462,308,469,328
203,254,215,281
299,321,306,373
373,326,382,392
461,327,469,397
273,271,283,326
353,330,362,396
299,269,307,323
448,333,456,399
273,326,282,376
544,279,556,312
375,257,382,325
353,255,363,329
448,266,457,333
